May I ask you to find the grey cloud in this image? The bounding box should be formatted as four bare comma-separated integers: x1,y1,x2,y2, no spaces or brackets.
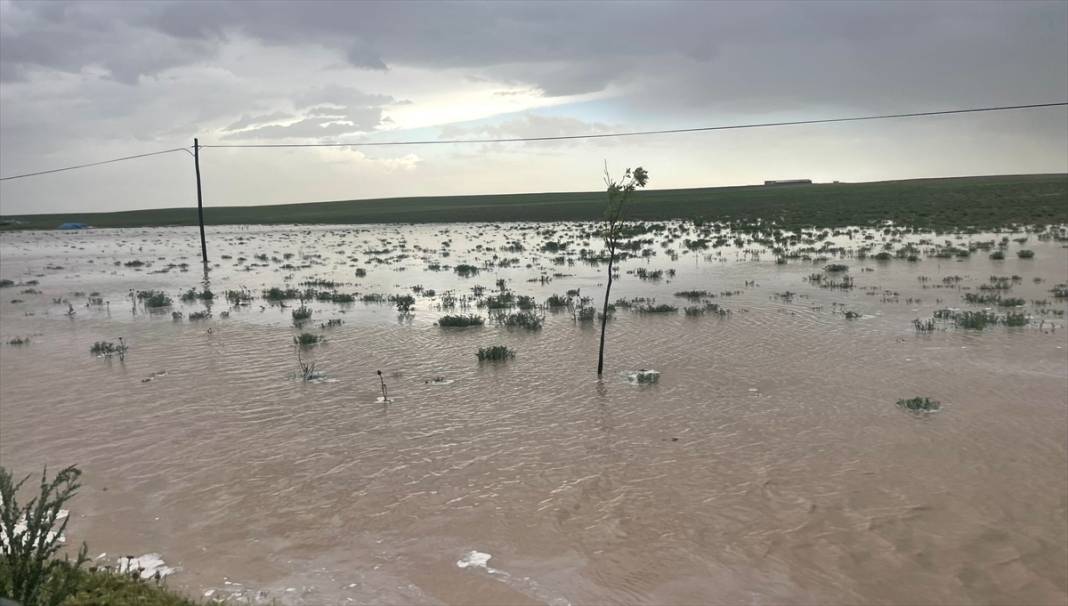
3,0,1065,108
224,111,295,131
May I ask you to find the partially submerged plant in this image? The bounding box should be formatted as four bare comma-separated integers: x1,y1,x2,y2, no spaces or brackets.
136,291,172,309
496,311,543,330
476,345,515,361
89,338,127,360
897,397,941,412
295,347,317,381
376,370,391,402
596,165,649,375
294,332,323,347
436,314,485,327
292,306,313,323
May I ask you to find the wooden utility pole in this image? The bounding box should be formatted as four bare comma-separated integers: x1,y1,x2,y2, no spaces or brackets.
194,138,207,264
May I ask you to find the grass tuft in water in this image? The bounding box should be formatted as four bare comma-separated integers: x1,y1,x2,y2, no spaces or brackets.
897,397,941,412
437,314,485,327
476,345,515,361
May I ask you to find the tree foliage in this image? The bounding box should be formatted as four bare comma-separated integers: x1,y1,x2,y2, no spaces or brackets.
597,165,649,375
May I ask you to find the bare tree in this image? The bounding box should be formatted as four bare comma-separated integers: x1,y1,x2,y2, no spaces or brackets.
597,164,649,375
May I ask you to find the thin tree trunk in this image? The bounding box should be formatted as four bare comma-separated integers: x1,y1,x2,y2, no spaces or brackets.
596,248,615,375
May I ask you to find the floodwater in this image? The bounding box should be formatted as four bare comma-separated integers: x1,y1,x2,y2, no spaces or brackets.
1,223,1066,605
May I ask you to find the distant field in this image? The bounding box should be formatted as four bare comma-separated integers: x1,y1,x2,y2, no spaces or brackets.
2,173,1066,231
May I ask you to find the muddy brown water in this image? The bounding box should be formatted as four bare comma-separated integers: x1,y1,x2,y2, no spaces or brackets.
1,224,1066,605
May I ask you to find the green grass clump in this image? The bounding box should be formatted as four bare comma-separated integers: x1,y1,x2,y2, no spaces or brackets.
187,311,210,321
1003,312,1029,327
7,336,30,345
897,397,941,412
54,566,196,605
989,250,1005,260
454,264,480,277
997,297,1026,307
497,311,543,330
674,290,710,300
1016,249,1035,259
178,288,213,302
437,314,485,327
392,294,416,312
0,279,13,288
263,287,302,301
291,306,312,322
89,340,127,358
225,288,254,304
294,332,323,346
823,263,849,272
545,294,570,307
637,303,678,314
136,291,172,308
476,345,515,361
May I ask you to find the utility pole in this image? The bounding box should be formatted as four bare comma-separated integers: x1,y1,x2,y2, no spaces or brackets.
194,138,207,264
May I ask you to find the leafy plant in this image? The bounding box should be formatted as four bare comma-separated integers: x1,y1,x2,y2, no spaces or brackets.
0,465,89,606
597,165,649,375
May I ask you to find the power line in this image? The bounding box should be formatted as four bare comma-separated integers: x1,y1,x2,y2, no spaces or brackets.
202,102,1068,149
1,102,1064,180
0,147,192,182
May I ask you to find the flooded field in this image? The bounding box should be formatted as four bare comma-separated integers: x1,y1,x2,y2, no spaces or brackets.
1,222,1066,605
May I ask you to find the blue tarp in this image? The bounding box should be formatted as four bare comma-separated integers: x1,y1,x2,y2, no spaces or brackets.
57,222,90,230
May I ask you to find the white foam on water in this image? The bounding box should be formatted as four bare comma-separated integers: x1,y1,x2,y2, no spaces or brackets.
456,550,571,606
117,553,177,579
456,550,492,570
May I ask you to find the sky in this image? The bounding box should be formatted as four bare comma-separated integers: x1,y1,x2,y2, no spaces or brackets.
0,0,1066,215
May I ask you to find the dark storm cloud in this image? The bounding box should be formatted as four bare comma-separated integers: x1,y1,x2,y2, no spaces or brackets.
4,0,1064,108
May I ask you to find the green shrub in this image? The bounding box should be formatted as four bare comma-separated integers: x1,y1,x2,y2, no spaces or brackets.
496,311,543,330
1016,249,1035,259
636,303,677,314
0,465,195,605
476,345,515,361
136,291,171,308
437,315,484,327
454,264,479,277
0,465,89,606
291,306,312,322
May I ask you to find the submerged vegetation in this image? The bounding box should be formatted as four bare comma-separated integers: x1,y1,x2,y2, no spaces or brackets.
897,397,941,412
436,314,485,327
476,345,515,361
